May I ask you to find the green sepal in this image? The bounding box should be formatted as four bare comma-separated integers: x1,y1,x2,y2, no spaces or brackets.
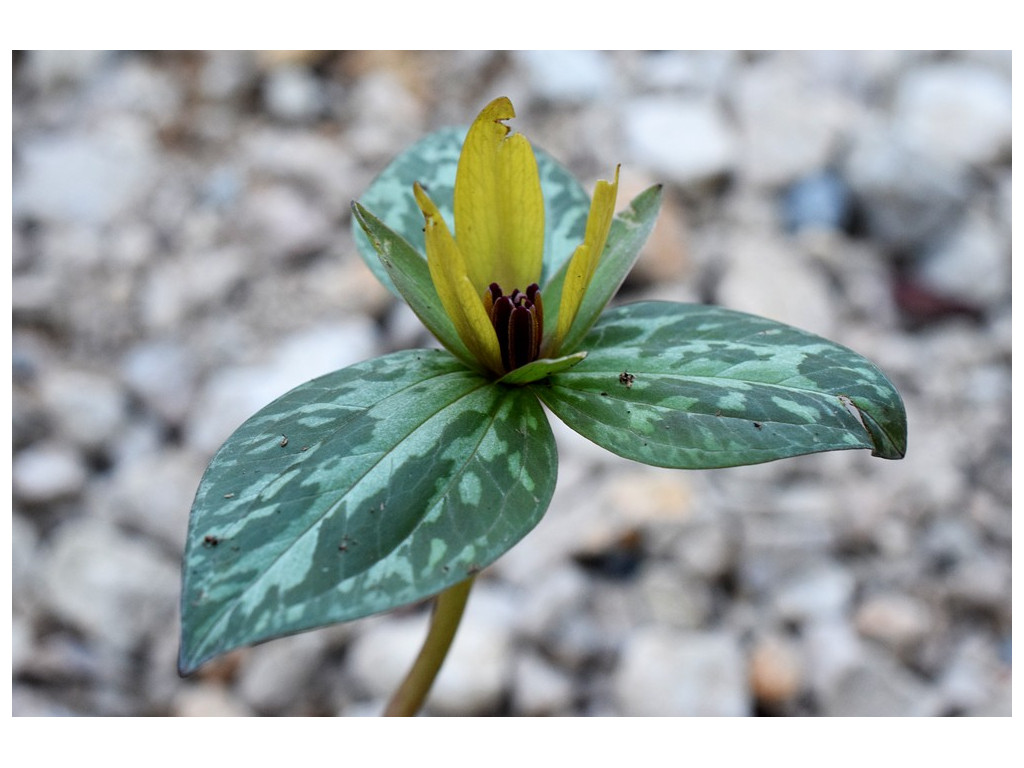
536,302,907,469
497,352,587,386
179,350,557,674
352,127,591,296
351,201,477,370
543,185,663,354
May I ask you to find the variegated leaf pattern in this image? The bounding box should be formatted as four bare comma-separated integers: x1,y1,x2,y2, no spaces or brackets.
535,302,907,469
179,350,556,673
352,127,591,295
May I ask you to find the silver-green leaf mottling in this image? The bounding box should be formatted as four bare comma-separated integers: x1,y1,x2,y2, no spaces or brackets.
179,350,556,674
535,302,907,469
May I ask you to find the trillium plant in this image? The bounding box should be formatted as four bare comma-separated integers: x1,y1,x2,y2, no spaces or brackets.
180,97,907,715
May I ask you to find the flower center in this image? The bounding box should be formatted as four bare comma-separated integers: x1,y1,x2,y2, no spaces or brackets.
483,282,544,373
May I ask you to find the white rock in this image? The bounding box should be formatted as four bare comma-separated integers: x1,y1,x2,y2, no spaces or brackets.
240,128,359,208
39,368,128,450
821,647,942,716
186,320,378,455
348,612,511,716
139,246,247,333
243,184,333,259
19,50,111,91
200,50,258,101
173,683,255,717
13,686,80,716
347,584,517,716
92,58,184,128
613,628,749,716
511,652,576,715
716,229,836,338
638,50,737,94
347,614,431,703
638,565,713,630
101,448,205,551
346,71,425,160
947,556,1010,614
623,96,736,186
938,634,1007,714
803,618,864,697
14,119,157,226
733,56,854,186
38,518,179,652
673,519,737,580
120,341,199,425
515,565,591,640
894,63,1011,166
427,586,517,715
12,514,40,612
428,617,514,715
236,631,330,712
516,50,615,103
262,64,324,123
854,592,934,652
12,613,34,676
773,563,856,623
13,443,88,504
843,118,968,250
916,207,1010,306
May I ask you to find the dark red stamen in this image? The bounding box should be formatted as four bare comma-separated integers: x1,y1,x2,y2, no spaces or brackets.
485,282,544,373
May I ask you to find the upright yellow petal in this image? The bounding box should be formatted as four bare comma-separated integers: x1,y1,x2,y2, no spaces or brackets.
455,97,545,295
414,183,503,375
549,166,620,355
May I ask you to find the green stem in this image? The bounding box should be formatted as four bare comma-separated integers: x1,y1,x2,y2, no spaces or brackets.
382,577,475,717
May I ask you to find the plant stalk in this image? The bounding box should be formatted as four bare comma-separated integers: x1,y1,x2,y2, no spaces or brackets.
382,576,475,716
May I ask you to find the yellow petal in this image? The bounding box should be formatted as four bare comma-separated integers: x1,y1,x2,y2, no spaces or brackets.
550,166,620,354
455,97,545,295
414,183,504,375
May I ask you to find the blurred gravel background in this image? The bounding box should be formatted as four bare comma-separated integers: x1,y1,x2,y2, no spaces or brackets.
12,50,1011,716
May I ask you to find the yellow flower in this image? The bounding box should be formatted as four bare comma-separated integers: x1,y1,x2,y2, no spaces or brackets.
414,97,619,376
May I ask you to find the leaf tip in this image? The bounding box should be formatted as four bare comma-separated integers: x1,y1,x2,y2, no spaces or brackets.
840,394,907,461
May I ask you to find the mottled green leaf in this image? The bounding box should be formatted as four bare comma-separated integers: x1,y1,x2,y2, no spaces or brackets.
535,302,907,469
543,185,663,352
350,201,476,370
353,127,591,296
180,350,557,674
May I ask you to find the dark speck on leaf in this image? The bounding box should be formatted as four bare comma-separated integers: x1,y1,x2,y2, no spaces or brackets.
753,421,763,430
619,371,635,388
600,391,608,397
203,535,219,547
